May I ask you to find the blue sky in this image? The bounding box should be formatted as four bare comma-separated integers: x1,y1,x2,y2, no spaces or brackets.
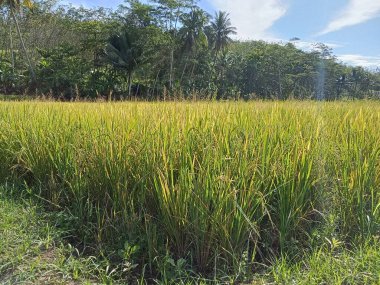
64,0,380,69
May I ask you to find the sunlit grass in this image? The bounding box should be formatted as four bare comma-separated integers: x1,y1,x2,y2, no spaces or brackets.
0,101,379,280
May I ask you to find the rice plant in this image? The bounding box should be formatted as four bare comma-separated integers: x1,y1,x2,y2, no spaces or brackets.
0,101,379,279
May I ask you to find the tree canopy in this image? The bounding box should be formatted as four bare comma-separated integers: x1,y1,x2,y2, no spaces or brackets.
0,0,379,100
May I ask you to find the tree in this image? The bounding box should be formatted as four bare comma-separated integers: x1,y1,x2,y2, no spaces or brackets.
152,0,195,89
209,11,236,55
0,0,35,79
178,8,209,88
179,8,209,53
121,0,155,28
105,30,143,97
0,0,379,100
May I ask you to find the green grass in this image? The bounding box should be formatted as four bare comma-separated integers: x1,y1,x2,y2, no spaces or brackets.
0,94,32,101
269,243,380,284
0,101,379,283
0,185,120,284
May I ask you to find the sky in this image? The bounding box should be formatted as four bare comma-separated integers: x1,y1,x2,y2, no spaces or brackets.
64,0,380,70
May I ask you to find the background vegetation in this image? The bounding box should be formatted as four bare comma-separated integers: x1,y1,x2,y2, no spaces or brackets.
0,0,379,100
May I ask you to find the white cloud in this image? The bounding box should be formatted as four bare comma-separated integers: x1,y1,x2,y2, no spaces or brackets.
209,0,288,40
293,40,343,52
60,0,117,8
337,54,380,69
318,0,380,35
60,0,85,8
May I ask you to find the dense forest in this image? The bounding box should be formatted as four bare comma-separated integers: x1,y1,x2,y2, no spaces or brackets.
1,0,380,100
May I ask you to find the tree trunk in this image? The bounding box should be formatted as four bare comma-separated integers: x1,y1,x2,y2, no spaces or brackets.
10,8,35,80
278,64,283,99
213,51,218,67
169,49,174,89
180,59,188,85
153,70,160,99
128,72,132,98
9,21,15,74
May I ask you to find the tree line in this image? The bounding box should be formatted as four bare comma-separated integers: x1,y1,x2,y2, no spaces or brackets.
1,0,379,100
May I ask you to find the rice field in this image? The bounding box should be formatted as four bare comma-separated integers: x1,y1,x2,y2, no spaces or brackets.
0,101,379,280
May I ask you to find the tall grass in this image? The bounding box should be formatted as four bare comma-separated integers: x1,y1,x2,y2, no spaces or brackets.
0,101,379,279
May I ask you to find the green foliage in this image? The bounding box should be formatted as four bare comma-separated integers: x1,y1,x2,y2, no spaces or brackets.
270,241,380,285
0,59,22,93
179,8,209,53
0,0,379,99
36,44,119,98
37,45,90,98
0,185,115,284
209,11,236,54
105,31,143,73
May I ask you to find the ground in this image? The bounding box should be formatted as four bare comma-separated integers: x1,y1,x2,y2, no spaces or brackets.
0,185,116,285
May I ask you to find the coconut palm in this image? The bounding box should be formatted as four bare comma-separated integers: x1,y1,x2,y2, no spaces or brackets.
0,0,35,79
0,0,32,9
179,8,209,53
210,11,236,55
105,30,143,97
178,8,209,85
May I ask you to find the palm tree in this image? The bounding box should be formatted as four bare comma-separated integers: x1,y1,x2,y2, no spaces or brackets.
178,8,209,85
179,8,209,53
210,11,236,55
105,30,143,97
0,0,35,79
